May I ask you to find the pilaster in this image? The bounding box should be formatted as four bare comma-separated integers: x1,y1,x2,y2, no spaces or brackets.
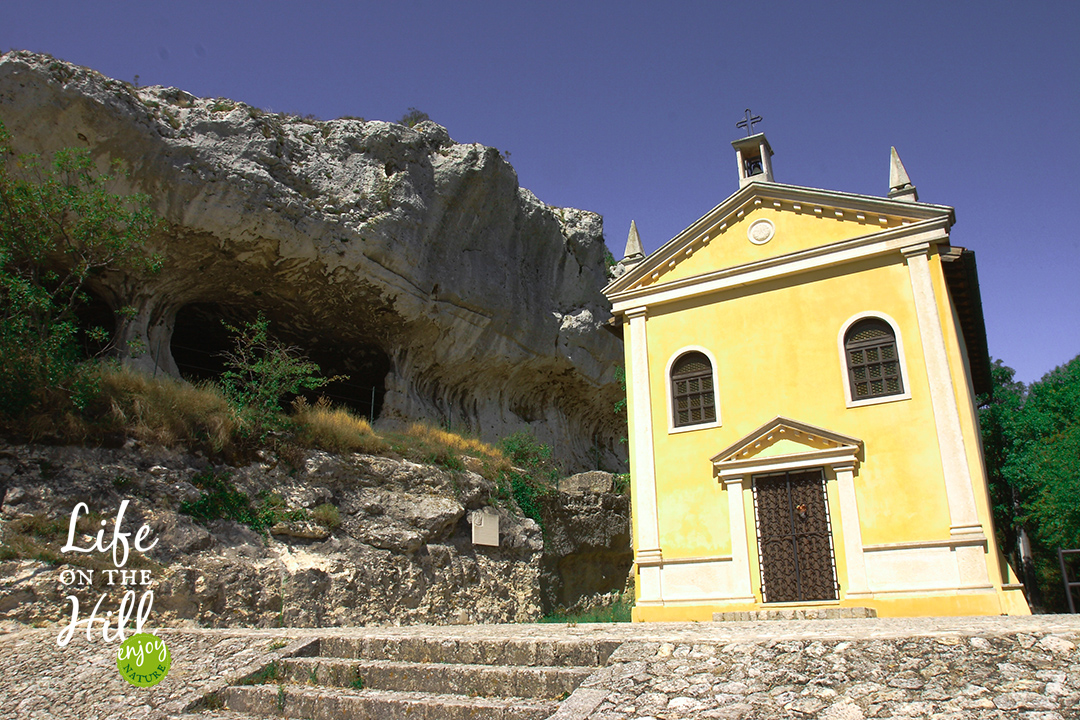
834,462,871,598
722,475,757,603
902,243,991,588
627,307,663,602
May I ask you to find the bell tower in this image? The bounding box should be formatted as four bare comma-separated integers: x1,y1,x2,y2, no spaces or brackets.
731,109,774,188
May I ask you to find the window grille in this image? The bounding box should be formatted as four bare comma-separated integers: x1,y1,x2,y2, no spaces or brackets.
845,319,903,400
671,351,716,427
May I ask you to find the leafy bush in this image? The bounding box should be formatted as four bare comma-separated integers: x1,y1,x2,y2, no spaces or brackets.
496,431,559,528
541,593,633,624
217,314,341,441
179,471,255,527
0,120,160,425
179,471,305,534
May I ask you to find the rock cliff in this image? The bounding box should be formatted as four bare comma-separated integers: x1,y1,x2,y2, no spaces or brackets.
0,51,625,471
0,442,545,627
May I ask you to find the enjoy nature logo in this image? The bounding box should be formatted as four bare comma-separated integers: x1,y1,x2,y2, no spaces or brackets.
55,500,170,687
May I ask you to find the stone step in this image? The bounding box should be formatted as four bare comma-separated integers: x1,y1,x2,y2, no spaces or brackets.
279,656,591,699
221,683,559,720
712,606,878,622
172,712,269,719
318,635,619,667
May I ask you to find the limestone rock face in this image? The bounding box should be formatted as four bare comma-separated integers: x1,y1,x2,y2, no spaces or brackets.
538,489,633,613
0,443,544,627
0,51,624,471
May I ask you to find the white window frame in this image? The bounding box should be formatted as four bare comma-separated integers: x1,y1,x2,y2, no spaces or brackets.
837,311,912,408
666,345,722,434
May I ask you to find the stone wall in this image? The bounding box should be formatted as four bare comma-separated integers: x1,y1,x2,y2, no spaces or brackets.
575,618,1080,719
539,473,632,615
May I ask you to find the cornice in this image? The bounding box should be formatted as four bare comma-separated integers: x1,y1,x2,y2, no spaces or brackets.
609,217,951,313
603,181,955,297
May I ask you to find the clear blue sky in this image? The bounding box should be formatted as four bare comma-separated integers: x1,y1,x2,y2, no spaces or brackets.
3,1,1077,384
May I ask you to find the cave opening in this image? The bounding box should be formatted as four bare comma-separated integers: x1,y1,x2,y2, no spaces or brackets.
170,302,390,421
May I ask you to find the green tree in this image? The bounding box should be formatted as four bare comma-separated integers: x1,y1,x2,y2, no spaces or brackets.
980,354,1080,610
0,120,159,420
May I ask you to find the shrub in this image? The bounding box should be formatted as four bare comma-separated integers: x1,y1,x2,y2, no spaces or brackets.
179,471,255,528
217,314,342,441
542,597,633,624
398,108,430,128
180,471,311,535
496,431,559,528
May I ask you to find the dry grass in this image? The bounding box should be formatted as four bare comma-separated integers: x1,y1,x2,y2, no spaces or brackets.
6,364,522,483
403,423,503,459
98,365,237,452
292,398,388,454
384,422,510,476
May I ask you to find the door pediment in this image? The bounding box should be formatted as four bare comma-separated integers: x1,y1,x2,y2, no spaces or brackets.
712,416,863,479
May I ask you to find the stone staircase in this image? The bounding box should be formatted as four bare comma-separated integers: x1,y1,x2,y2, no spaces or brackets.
184,635,619,720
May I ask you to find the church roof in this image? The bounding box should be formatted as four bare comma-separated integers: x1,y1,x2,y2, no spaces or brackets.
603,180,955,297
941,246,993,397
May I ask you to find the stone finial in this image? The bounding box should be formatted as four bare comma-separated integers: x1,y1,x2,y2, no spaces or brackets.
610,220,646,279
623,220,645,261
888,147,919,202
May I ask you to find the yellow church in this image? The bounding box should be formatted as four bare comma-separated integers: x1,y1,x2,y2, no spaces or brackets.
604,129,1030,621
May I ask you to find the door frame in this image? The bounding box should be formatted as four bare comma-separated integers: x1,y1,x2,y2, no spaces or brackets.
712,417,869,603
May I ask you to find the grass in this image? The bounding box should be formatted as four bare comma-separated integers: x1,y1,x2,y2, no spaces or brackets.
384,422,509,475
292,397,387,455
238,660,281,685
540,594,634,624
99,366,237,452
311,503,342,530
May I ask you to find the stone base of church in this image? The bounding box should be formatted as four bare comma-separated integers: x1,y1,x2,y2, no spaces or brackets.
632,588,1032,622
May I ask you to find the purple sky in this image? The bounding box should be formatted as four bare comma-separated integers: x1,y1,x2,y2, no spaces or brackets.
3,1,1077,384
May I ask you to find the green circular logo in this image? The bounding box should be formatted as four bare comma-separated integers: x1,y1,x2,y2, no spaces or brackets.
116,633,171,687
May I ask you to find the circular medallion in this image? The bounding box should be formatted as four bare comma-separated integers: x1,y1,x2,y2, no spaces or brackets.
747,219,775,245
116,633,172,687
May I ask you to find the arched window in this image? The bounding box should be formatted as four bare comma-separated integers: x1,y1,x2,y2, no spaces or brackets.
671,351,716,428
845,318,904,400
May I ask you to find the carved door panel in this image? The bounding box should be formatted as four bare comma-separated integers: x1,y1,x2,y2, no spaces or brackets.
753,469,838,603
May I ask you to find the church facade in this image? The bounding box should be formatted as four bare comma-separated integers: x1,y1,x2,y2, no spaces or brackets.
604,132,1030,620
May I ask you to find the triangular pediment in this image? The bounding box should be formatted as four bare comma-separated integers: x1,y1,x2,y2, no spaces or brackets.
710,417,863,465
605,181,954,297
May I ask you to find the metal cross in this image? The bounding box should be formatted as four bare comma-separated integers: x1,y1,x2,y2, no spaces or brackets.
736,109,762,136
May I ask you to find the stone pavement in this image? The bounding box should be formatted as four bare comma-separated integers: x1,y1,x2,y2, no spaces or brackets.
2,615,1079,719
